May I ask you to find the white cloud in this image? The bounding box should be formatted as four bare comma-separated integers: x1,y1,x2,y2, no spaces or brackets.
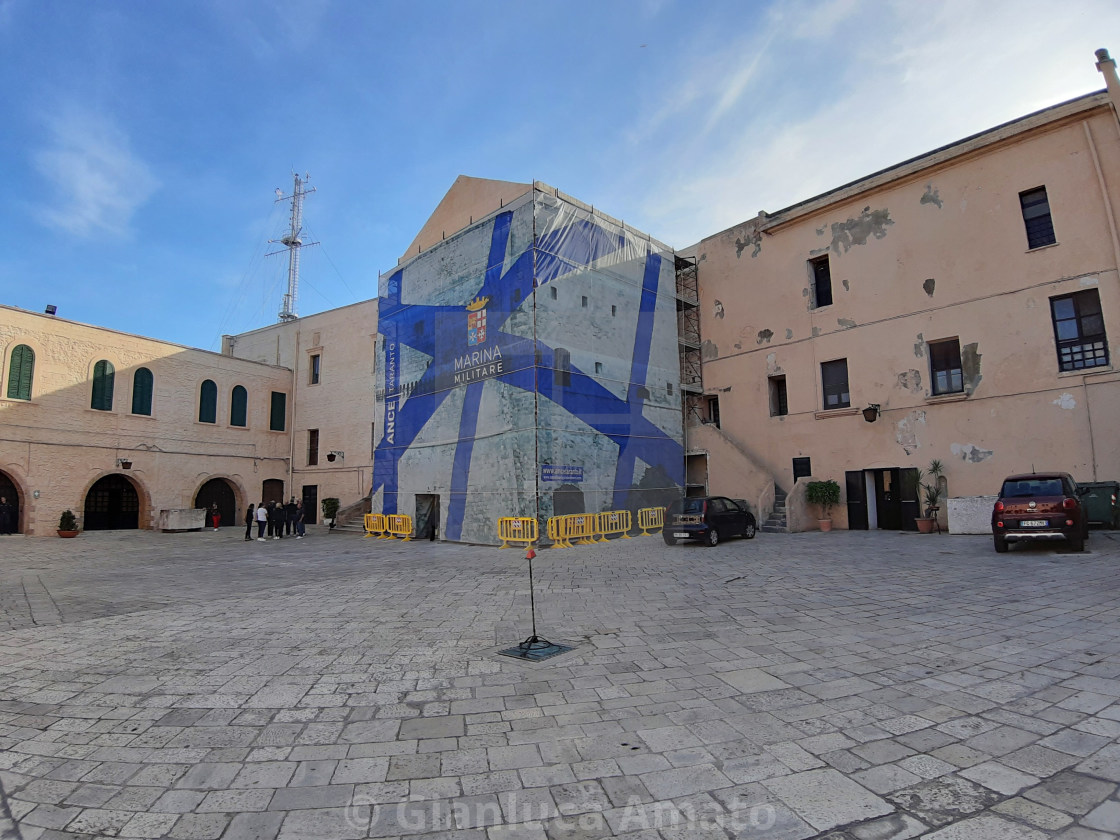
32,105,160,238
628,0,1120,246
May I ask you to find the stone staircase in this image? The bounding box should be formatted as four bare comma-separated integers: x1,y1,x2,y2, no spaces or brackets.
329,497,371,534
761,487,787,533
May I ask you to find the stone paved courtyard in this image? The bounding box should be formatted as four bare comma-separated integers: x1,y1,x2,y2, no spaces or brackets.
1,525,1120,839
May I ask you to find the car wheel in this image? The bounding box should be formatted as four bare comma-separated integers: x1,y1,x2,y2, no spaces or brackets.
662,531,677,546
704,528,719,547
994,534,1008,553
1069,532,1085,552
742,517,756,539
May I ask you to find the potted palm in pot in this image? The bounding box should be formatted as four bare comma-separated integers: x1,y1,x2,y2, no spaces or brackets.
914,460,944,534
806,480,841,531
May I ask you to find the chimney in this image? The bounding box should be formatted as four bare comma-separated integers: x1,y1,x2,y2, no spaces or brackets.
1096,48,1120,126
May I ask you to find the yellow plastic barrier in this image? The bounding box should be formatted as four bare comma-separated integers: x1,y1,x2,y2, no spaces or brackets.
546,516,568,548
596,510,632,540
564,513,598,545
364,513,388,538
497,517,538,549
387,514,413,541
636,507,665,536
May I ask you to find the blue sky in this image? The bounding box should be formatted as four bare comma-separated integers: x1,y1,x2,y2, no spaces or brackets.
2,0,1118,350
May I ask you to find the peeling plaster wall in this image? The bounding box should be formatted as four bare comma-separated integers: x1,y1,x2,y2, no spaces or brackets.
690,104,1120,513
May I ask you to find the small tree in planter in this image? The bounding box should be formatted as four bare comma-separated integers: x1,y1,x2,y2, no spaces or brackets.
915,459,945,533
321,497,340,528
805,480,841,531
57,509,80,537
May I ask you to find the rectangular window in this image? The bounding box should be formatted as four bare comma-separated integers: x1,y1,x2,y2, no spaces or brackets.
611,305,617,317
1051,290,1109,371
809,255,833,308
706,395,721,429
309,353,321,385
929,339,964,395
269,391,287,431
581,295,588,308
792,457,812,482
550,286,557,300
1020,187,1056,249
821,359,850,409
594,361,603,375
307,429,319,466
768,375,788,416
554,348,571,388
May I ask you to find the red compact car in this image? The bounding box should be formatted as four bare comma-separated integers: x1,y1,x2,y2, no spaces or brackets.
992,472,1089,553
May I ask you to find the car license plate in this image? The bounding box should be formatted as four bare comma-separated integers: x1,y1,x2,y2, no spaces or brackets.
673,532,689,538
1020,519,1048,527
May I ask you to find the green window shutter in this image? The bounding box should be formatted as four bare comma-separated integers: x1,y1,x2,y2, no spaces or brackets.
132,367,153,415
91,360,115,411
270,391,286,431
7,344,34,400
199,380,217,423
230,385,247,427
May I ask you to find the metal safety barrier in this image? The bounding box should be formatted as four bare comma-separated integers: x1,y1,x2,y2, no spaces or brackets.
386,514,413,541
546,515,568,548
596,510,632,541
564,513,598,546
497,517,538,549
636,506,665,536
364,513,389,538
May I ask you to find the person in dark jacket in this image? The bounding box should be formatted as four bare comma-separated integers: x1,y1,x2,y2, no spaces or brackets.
244,504,255,541
269,501,284,539
0,496,14,535
294,500,306,538
284,498,298,535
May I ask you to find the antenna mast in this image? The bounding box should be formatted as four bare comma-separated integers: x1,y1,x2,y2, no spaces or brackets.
270,173,317,322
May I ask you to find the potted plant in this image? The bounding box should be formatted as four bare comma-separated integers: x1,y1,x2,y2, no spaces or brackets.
321,497,340,529
57,509,80,538
914,460,944,533
805,480,841,531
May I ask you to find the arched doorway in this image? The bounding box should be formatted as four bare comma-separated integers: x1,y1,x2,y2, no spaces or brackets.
84,475,140,530
195,478,236,527
0,471,22,534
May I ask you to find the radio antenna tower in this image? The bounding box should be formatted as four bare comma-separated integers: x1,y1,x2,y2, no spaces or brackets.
268,173,317,322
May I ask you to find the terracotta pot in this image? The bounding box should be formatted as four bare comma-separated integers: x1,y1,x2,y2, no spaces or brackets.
915,518,935,534
57,530,80,538
818,519,833,532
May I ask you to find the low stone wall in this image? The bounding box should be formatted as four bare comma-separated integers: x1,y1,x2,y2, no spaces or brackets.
947,496,997,534
158,509,206,532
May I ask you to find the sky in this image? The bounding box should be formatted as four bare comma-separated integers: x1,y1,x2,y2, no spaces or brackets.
2,0,1118,351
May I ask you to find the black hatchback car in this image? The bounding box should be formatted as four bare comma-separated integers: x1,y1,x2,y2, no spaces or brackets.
992,472,1089,553
663,496,756,547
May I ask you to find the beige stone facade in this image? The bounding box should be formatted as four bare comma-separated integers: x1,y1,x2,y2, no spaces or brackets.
221,298,380,522
1,306,292,535
687,71,1120,530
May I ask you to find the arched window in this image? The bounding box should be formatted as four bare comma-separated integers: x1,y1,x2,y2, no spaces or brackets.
6,344,34,400
132,367,153,416
230,385,247,427
91,360,115,411
199,379,217,424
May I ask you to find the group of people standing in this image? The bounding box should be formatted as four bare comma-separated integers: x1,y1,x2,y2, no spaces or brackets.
244,498,305,541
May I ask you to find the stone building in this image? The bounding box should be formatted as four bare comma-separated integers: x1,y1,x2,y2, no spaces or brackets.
685,49,1120,531
0,306,291,535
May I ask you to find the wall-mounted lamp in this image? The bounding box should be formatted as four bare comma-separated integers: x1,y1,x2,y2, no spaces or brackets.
861,404,881,423
116,458,133,469
326,450,345,462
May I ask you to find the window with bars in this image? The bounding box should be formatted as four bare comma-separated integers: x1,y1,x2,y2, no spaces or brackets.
1020,186,1056,249
199,380,217,423
230,385,248,427
6,344,34,401
1050,290,1109,371
132,368,153,415
91,360,115,411
821,359,850,409
929,339,964,395
768,375,788,416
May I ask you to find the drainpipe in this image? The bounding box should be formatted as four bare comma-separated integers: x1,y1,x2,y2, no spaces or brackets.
1096,49,1120,128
